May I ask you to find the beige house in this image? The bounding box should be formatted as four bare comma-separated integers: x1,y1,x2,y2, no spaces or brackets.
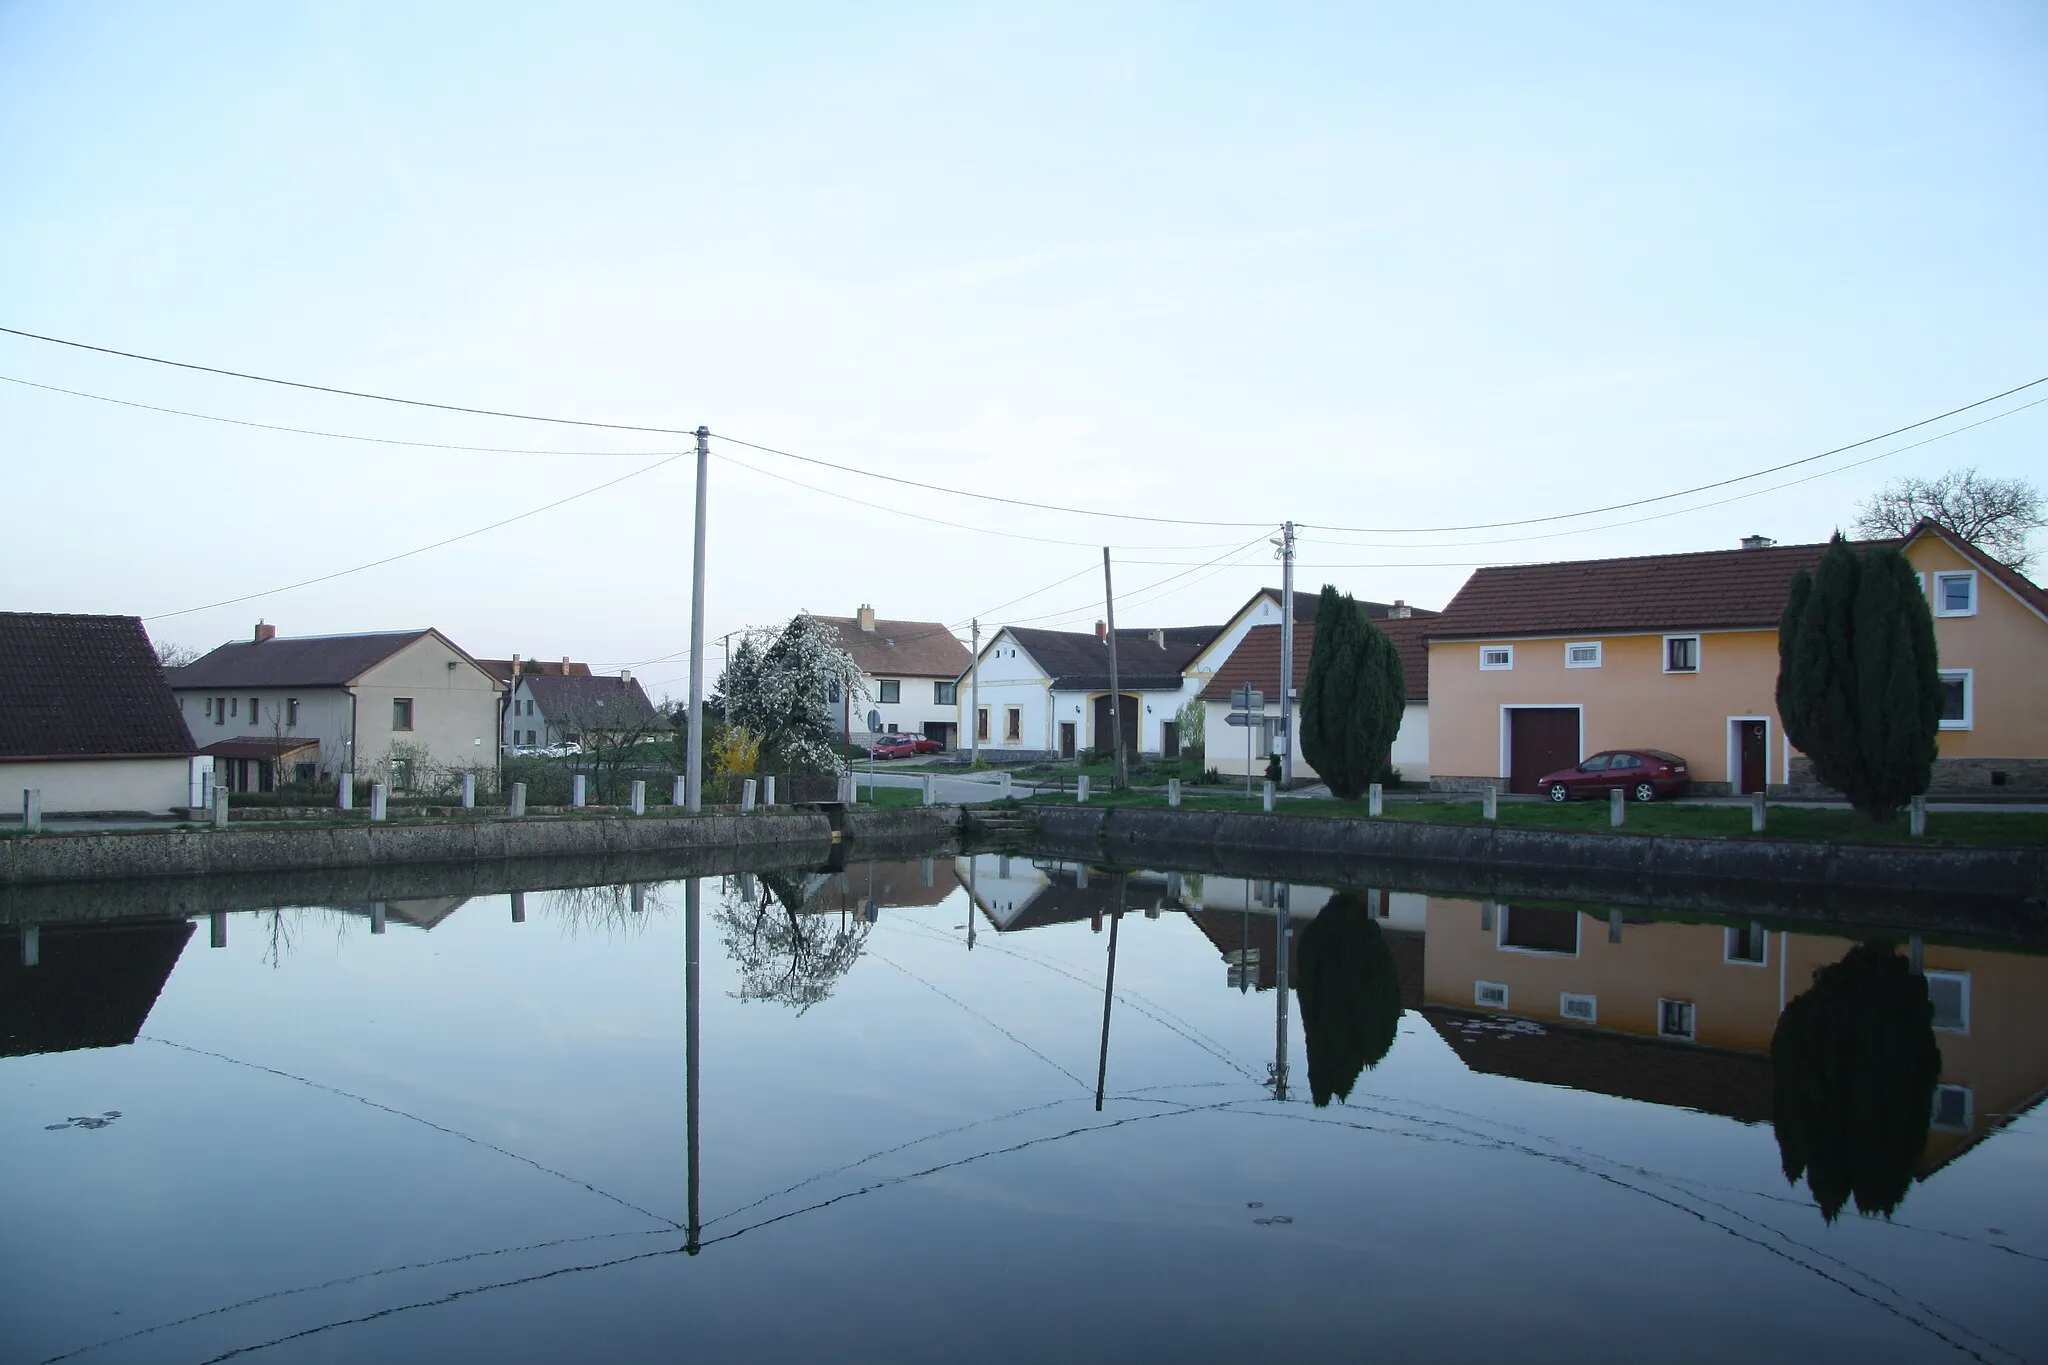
170,624,503,791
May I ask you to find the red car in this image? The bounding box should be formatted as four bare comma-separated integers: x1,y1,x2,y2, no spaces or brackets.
869,734,942,759
1537,749,1690,803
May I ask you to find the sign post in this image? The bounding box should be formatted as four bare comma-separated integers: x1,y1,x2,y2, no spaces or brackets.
1227,687,1264,798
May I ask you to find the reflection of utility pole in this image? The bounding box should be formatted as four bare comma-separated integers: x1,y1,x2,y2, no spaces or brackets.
1095,878,1125,1111
1272,883,1290,1102
685,875,702,1254
967,857,977,951
1274,522,1295,788
1103,548,1126,792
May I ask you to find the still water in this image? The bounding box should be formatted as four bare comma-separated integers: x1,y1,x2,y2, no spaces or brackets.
4,856,2045,1364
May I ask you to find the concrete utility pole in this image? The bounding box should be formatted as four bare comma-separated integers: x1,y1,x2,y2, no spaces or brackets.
969,618,981,767
1277,521,1296,788
686,426,709,812
1103,548,1127,792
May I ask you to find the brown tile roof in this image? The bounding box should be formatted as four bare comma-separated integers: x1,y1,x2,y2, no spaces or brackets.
1427,541,1834,640
477,658,594,681
1248,586,1440,622
169,630,434,688
0,613,197,760
1006,625,1220,692
1198,617,1431,703
811,615,973,679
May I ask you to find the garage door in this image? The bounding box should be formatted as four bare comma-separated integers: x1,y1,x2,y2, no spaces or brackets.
1508,708,1580,794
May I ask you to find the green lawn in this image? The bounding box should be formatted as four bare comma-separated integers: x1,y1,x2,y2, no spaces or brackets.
1017,788,2048,847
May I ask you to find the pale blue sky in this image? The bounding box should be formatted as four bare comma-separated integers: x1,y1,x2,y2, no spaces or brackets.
3,2,2043,695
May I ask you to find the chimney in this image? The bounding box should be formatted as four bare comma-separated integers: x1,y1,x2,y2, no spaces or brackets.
1149,628,1166,649
1740,535,1777,551
622,669,632,681
561,656,571,670
511,653,522,674
1095,620,1108,642
253,621,276,643
1391,599,1412,619
858,604,876,632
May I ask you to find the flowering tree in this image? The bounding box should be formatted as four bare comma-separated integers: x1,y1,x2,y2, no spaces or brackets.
714,614,865,775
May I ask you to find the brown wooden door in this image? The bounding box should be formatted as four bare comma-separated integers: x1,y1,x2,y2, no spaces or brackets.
1161,721,1180,759
1090,694,1139,760
1737,721,1767,794
1509,709,1580,794
1059,722,1076,759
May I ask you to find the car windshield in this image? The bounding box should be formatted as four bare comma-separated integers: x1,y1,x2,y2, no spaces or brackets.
1579,755,1610,771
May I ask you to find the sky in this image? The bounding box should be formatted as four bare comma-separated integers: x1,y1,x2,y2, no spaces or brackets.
3,1,2043,700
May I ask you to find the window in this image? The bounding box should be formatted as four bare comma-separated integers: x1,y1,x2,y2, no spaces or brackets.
1658,999,1696,1041
294,762,318,784
393,698,414,731
202,697,211,718
877,680,901,704
977,708,990,742
1608,753,1641,770
1925,971,1970,1033
1500,905,1579,955
389,758,410,791
934,680,957,705
1560,993,1598,1024
1664,636,1700,673
248,696,260,726
215,696,225,726
286,697,299,726
1578,754,1610,771
1565,642,1602,669
1480,646,1514,671
1724,922,1768,965
1932,571,1978,617
1938,670,1973,730
229,696,238,718
1005,707,1022,742
827,680,842,705
1931,1085,1974,1133
1475,981,1509,1008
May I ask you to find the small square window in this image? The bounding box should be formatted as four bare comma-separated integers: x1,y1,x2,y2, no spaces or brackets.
1933,572,1977,617
1480,646,1514,671
1664,636,1700,673
393,698,414,731
1658,999,1696,1041
1725,922,1767,965
1565,642,1602,669
1938,671,1972,730
1931,1084,1973,1133
1925,970,1969,1033
1475,980,1509,1008
877,679,901,704
1560,993,1597,1023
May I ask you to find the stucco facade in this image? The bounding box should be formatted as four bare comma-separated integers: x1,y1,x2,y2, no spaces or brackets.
3,757,200,816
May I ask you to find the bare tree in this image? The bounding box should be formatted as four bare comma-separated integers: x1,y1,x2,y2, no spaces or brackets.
1854,468,2044,574
154,641,203,669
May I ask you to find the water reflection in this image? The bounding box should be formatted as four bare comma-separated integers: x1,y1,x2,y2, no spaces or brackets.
1293,891,1403,1107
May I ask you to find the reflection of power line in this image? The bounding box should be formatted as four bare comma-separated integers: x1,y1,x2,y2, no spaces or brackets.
865,950,1090,1090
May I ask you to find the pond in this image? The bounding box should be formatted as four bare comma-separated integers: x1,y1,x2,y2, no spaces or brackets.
4,853,2044,1363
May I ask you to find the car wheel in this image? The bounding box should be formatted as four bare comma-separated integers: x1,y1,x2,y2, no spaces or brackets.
1633,781,1656,803
1548,783,1569,802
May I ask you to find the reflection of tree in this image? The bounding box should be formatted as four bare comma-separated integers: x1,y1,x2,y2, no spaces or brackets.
1771,940,1942,1222
714,872,869,1013
1292,891,1403,1107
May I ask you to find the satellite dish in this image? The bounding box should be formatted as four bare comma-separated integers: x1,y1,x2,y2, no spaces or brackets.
867,709,882,732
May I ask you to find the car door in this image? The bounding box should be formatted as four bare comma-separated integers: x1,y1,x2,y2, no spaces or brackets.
1568,752,1610,794
1605,752,1641,794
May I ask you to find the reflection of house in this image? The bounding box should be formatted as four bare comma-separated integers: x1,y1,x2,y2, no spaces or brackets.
1419,895,2048,1172
325,896,474,931
1,612,203,815
792,859,962,916
1182,884,1427,1002
0,920,194,1057
813,608,973,749
963,623,1218,762
954,854,1180,931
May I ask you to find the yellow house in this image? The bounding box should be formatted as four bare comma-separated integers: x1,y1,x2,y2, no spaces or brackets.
1425,524,2048,796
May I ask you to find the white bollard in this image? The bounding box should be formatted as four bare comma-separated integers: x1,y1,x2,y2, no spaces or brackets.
1610,788,1625,828
1751,791,1766,833
369,782,388,823
20,924,39,966
1482,787,1498,821
630,779,646,814
371,901,387,934
1368,783,1383,818
999,770,1013,800
631,883,647,914
763,775,776,808
922,856,934,888
213,788,229,829
1168,777,1181,808
673,775,687,806
509,781,527,817
510,891,526,923
741,779,758,812
461,772,476,810
922,774,934,806
210,912,228,948
22,788,41,834
1608,910,1623,943
838,774,855,804
1262,781,1275,813
1910,794,1927,838
1076,774,1090,804
337,775,352,811
570,774,586,809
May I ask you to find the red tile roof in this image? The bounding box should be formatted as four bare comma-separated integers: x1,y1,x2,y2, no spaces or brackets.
1199,617,1431,704
0,614,197,761
810,615,973,679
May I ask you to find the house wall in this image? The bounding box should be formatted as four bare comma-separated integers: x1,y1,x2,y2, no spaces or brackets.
1907,535,2048,765
854,672,961,742
964,636,1056,757
2,757,194,815
174,688,355,780
1071,685,1196,757
1201,700,1430,782
1427,630,1788,792
353,637,503,781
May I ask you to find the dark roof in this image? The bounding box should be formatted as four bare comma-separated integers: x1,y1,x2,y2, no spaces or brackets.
477,658,593,681
1199,617,1431,704
1251,586,1438,622
0,613,196,760
169,630,433,688
1427,541,1834,640
975,867,1179,932
198,736,322,760
524,673,668,729
1003,625,1219,691
810,615,973,679
0,920,194,1057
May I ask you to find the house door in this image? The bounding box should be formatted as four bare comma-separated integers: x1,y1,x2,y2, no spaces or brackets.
1508,709,1580,794
1734,719,1768,795
1090,694,1139,759
925,722,954,750
1059,722,1076,759
1161,721,1180,759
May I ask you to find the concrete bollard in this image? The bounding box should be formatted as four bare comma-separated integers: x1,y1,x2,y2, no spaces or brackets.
1909,934,1925,974
999,770,1013,800
838,774,855,804
22,788,41,834
922,856,934,888
1368,783,1383,818
369,782,388,823
1076,864,1089,889
510,891,526,923
631,884,646,914
571,774,586,809
630,779,646,815
371,901,387,934
461,772,476,810
509,782,527,817
764,775,776,808
1262,781,1275,813
741,779,757,812
1608,909,1623,943
213,788,229,829
921,774,934,806
673,775,687,806
210,912,228,949
1076,774,1090,804
1751,792,1766,833
1482,787,1498,821
1168,777,1181,808
1610,788,1625,828
1909,794,1927,838
20,925,39,967
1479,900,1495,933
337,777,352,811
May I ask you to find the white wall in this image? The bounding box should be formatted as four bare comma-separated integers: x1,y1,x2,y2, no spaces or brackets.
356,637,503,781
1202,700,1429,781
857,672,961,741
964,634,1056,755
175,687,354,779
5,757,194,815
954,852,1053,928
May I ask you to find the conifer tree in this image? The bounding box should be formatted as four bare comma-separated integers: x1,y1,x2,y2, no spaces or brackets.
1300,586,1406,800
1292,892,1403,1107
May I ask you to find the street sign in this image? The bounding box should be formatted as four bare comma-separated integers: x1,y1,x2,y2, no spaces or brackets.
1225,713,1259,727
1230,687,1264,712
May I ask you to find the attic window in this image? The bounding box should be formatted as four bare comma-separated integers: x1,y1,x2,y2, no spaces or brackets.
1565,642,1602,669
1933,572,1978,617
1479,646,1513,671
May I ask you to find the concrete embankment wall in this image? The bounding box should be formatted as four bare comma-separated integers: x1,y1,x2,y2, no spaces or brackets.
0,805,965,889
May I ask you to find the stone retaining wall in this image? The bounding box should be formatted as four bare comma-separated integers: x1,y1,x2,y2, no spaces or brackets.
1787,755,2048,797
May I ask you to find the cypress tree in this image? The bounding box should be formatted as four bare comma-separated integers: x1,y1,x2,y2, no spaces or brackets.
1300,586,1407,800
1292,892,1404,1107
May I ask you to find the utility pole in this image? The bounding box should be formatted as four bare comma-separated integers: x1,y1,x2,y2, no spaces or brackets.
1277,521,1296,788
686,426,709,813
969,618,981,767
1103,547,1126,792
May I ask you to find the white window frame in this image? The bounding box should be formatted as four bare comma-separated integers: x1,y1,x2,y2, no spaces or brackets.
1723,923,1768,967
1925,969,1971,1034
1662,634,1701,674
876,679,902,704
1932,571,1978,618
1474,980,1509,1009
1930,1084,1974,1134
1480,645,1514,671
1559,992,1598,1024
1564,641,1603,669
1657,998,1697,1041
1938,669,1973,731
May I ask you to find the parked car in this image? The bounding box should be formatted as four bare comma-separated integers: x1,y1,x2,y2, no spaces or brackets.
1538,749,1690,803
869,734,941,759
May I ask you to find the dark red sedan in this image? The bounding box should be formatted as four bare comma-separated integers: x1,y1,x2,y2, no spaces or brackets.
869,734,942,759
1538,749,1690,803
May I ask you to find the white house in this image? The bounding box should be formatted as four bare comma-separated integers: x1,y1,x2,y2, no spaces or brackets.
169,624,503,792
504,670,666,751
813,607,973,749
1,612,205,816
962,621,1220,761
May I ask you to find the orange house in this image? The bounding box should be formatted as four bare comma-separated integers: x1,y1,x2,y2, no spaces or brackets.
1425,524,2048,796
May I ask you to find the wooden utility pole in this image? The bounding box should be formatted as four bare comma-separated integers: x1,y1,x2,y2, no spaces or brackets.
1103,547,1127,791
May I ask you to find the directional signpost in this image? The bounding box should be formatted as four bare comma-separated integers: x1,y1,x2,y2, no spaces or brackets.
1226,686,1264,797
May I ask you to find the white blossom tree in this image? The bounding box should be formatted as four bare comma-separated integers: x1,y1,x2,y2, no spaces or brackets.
714,614,865,775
